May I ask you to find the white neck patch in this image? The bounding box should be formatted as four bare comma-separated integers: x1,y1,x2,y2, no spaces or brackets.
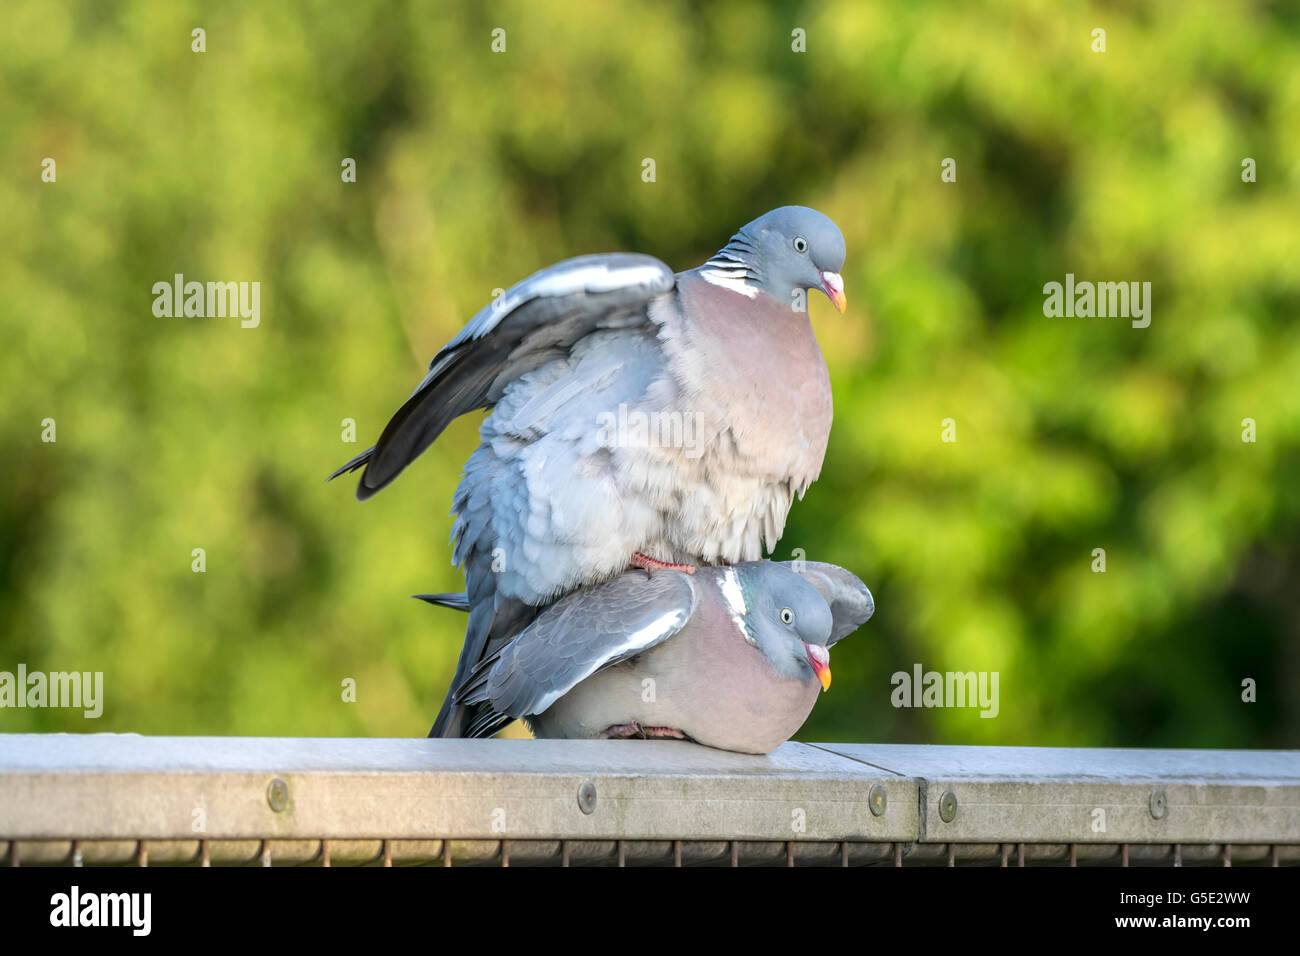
718,568,754,644
699,268,759,299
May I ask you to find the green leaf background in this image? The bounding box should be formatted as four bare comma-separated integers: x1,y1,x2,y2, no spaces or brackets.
1,1,1297,746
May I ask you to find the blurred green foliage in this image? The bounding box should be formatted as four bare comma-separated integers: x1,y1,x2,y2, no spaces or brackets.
2,0,1297,747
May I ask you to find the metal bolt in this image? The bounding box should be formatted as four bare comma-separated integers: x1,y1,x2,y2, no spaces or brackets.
267,777,290,813
1149,788,1167,820
869,784,887,817
577,780,597,815
939,789,958,823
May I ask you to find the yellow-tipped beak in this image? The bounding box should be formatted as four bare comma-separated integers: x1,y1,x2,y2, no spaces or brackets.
806,644,832,691
820,271,846,313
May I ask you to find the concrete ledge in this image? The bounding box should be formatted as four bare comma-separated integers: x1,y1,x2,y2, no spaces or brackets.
821,744,1300,845
0,735,913,843
1,735,1297,865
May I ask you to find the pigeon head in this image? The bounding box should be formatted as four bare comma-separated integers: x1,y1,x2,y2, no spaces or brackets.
703,206,847,312
719,562,836,691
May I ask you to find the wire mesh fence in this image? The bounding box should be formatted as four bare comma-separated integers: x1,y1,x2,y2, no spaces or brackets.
3,838,1297,867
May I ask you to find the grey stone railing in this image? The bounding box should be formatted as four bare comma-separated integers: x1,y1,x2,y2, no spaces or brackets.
1,735,1296,866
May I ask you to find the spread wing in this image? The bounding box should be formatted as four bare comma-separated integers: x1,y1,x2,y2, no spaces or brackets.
332,253,676,499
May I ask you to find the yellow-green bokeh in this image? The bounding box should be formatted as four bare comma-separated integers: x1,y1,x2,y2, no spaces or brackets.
1,1,1297,747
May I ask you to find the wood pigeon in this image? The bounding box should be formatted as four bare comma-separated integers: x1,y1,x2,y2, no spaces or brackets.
417,560,874,754
333,207,848,737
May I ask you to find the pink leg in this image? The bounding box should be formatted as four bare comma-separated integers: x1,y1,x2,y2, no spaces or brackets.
641,725,688,740
631,551,697,577
603,720,687,740
604,720,646,739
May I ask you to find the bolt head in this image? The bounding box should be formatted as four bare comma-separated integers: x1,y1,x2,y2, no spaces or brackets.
577,780,597,815
267,777,289,813
1149,788,1167,820
869,783,887,817
939,789,958,824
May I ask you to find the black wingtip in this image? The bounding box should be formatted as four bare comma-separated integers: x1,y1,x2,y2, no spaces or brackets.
354,460,401,501
413,592,471,612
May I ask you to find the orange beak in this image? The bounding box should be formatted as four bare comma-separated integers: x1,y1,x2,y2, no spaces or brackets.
819,271,846,313
806,643,832,691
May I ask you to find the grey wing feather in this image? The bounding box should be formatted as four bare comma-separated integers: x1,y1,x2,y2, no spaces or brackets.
455,571,697,719
781,561,875,645
351,253,676,499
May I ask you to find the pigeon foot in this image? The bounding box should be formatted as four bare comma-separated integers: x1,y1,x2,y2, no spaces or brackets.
630,552,697,578
603,720,688,740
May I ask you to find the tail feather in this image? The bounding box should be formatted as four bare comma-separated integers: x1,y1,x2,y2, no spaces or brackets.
328,446,375,483
432,597,539,737
463,704,513,739
428,584,539,737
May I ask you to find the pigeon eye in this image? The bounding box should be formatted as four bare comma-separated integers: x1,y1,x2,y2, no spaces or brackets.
793,236,808,254
780,607,795,625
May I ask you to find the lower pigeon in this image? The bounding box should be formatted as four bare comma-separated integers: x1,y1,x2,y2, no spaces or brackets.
416,561,874,754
